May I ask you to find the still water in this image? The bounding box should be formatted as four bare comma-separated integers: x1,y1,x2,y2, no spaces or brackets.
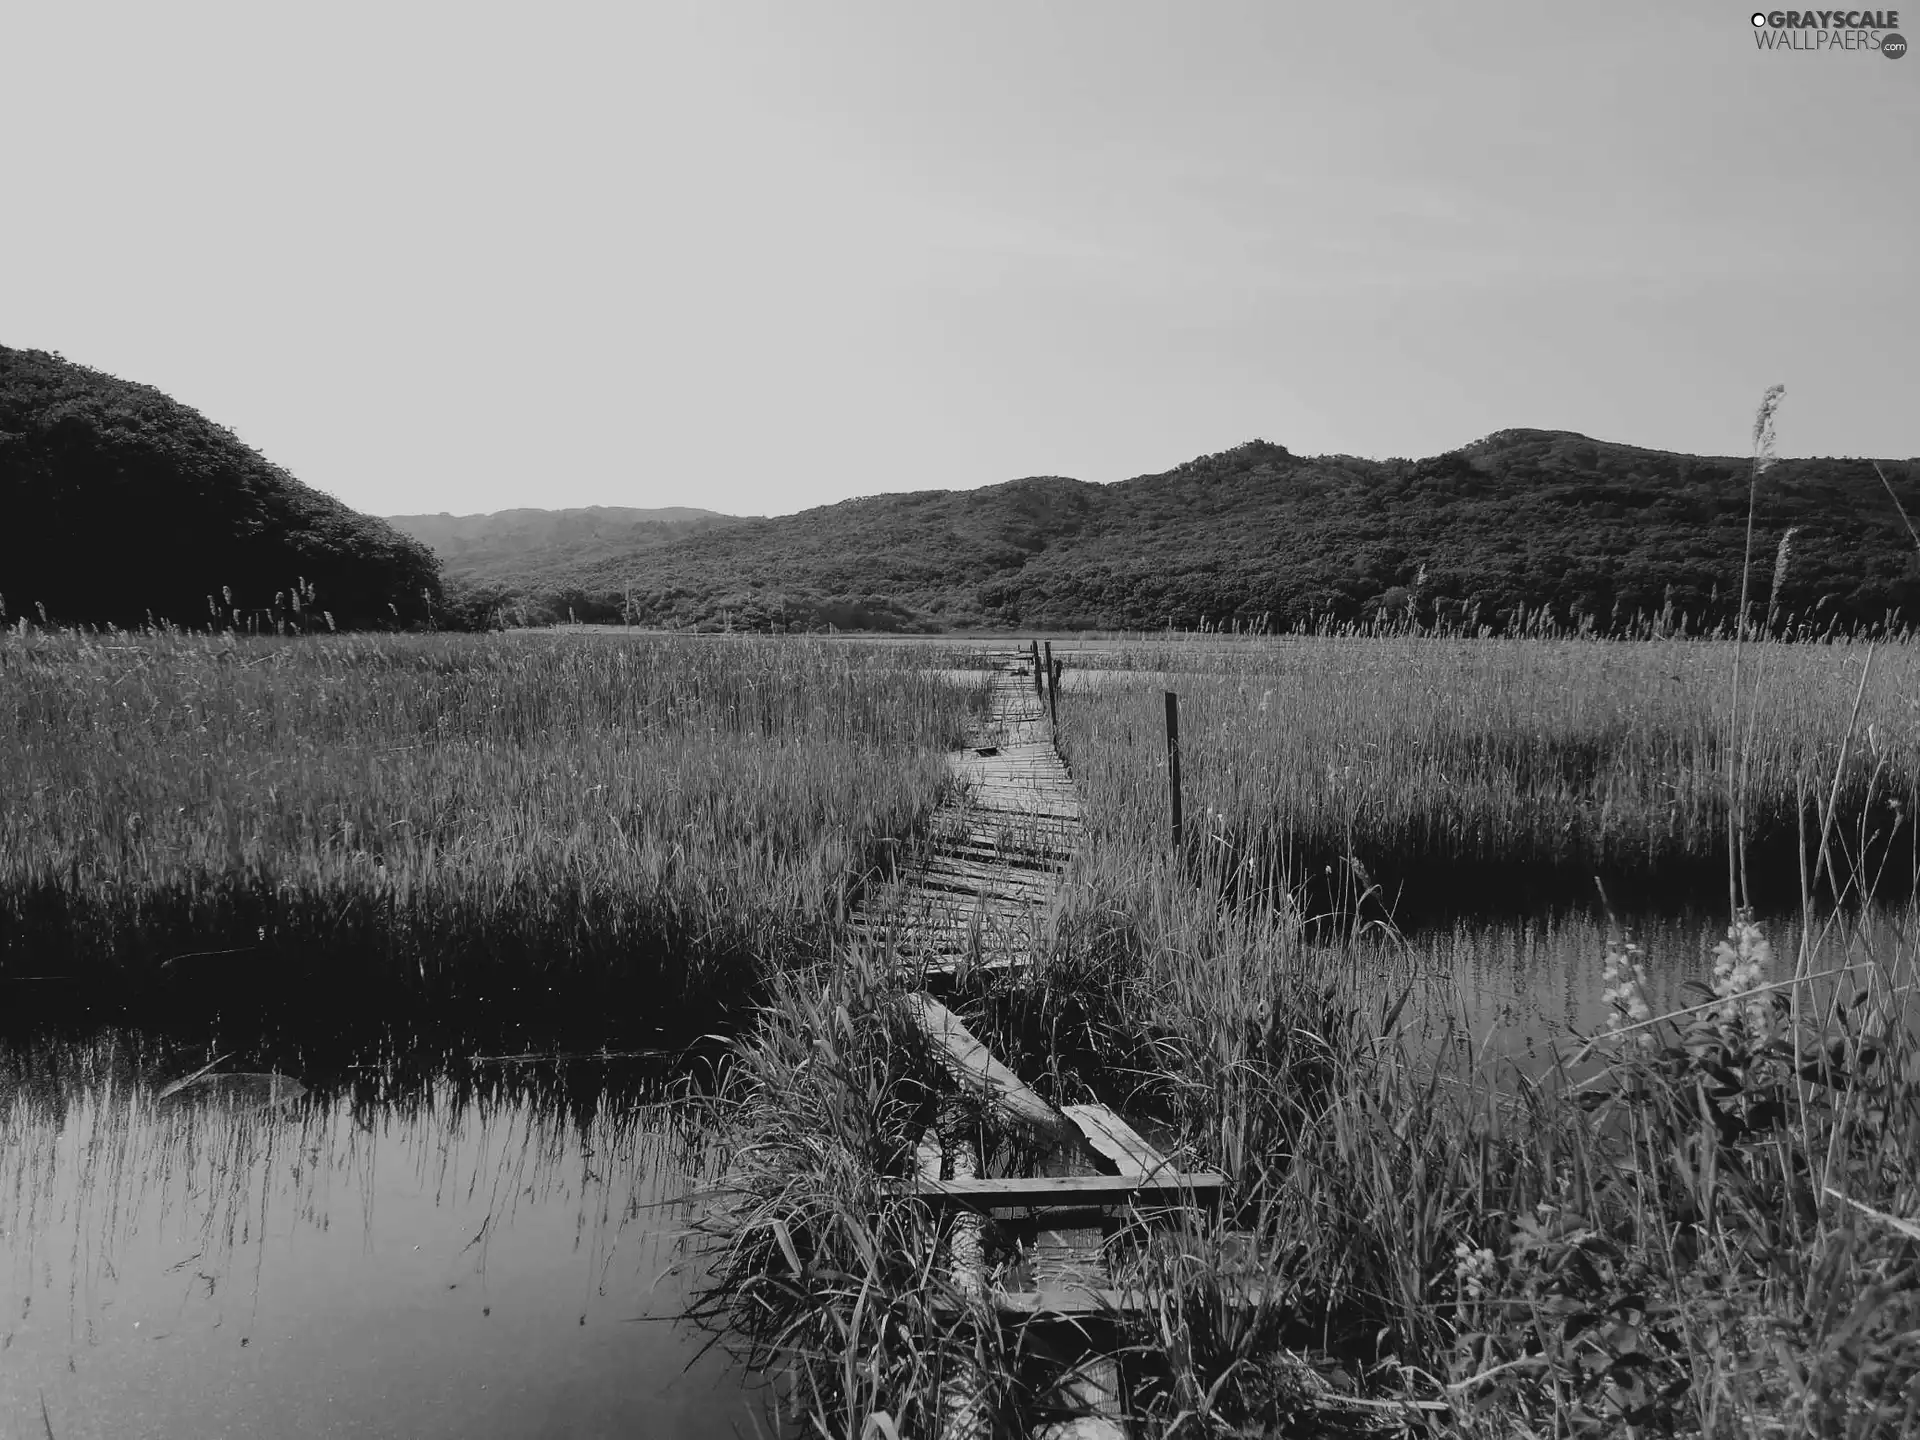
5,909,1905,1440
1400,904,1914,1067
0,1035,769,1439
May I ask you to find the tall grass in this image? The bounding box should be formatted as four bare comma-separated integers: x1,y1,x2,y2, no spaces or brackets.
0,630,983,1031
1058,635,1920,916
679,632,1920,1434
937,821,1919,1433
684,951,1004,1437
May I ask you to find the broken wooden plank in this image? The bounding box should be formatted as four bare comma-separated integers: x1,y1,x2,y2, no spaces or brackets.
995,1287,1134,1316
927,1110,993,1440
1062,1105,1173,1179
901,994,1073,1139
896,1172,1226,1209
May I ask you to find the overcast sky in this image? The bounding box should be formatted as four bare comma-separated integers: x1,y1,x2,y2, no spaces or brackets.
3,1,1914,518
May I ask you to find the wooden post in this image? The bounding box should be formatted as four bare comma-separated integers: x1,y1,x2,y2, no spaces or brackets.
1165,691,1183,851
1031,639,1044,696
1043,641,1057,727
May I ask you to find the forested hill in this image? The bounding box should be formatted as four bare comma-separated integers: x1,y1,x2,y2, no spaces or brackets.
386,506,744,576
442,433,1920,635
0,347,439,629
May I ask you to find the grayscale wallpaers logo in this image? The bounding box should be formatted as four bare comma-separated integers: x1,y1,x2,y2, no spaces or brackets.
1749,9,1907,53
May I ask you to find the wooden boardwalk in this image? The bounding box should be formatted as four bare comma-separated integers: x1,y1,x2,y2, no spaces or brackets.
850,652,1225,1440
853,658,1082,976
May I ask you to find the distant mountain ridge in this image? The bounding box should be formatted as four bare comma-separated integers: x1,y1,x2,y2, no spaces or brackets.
426,433,1920,635
386,506,746,579
8,340,1914,638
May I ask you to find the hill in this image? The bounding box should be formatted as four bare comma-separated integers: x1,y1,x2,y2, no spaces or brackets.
431,434,1920,635
386,506,745,580
0,347,439,630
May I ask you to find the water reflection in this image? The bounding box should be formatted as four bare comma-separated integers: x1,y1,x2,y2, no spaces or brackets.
0,1032,770,1439
1398,905,1918,1066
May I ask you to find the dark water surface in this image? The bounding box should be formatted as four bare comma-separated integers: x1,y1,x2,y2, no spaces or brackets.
1398,903,1917,1067
0,1031,769,1439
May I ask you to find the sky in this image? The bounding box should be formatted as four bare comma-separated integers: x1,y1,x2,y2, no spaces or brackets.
2,1,1914,518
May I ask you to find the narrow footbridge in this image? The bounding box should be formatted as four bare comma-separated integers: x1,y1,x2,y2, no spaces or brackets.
853,650,1226,1440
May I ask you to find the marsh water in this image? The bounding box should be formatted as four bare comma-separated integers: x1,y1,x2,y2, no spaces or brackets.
1365,902,1915,1078
2,904,1900,1439
0,1029,770,1440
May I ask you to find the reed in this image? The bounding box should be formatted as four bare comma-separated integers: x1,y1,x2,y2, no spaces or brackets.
1057,634,1920,917
683,948,1003,1438
959,820,1920,1432
0,630,984,1032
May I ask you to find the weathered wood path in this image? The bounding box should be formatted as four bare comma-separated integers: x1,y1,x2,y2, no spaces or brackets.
853,659,1081,975
853,651,1225,1440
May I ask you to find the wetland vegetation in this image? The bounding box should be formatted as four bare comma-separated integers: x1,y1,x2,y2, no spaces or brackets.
0,629,984,1037
693,632,1920,1438
1061,633,1920,921
6,623,1920,1436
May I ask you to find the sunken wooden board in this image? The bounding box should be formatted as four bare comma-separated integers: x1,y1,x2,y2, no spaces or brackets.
901,993,1074,1140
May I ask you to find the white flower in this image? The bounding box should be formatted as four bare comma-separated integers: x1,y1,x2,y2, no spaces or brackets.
1452,1241,1497,1300
1710,913,1773,1042
1601,934,1655,1048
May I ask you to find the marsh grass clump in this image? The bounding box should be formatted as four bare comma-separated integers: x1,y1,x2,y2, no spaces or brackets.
1057,636,1920,917
684,947,1016,1438
1064,873,1920,1433
0,631,983,1030
1438,922,1920,1434
955,781,1920,1433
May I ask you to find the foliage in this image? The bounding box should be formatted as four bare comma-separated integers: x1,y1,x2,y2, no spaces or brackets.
386,505,745,583
685,949,1008,1439
416,434,1920,637
0,630,982,1033
1055,635,1920,918
0,346,441,630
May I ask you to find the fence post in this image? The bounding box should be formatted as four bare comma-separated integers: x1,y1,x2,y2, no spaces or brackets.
1030,639,1043,697
1165,691,1182,851
1043,641,1057,727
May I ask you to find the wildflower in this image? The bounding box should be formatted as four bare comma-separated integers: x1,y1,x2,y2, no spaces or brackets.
1710,912,1773,1042
1601,933,1654,1048
1452,1240,1496,1301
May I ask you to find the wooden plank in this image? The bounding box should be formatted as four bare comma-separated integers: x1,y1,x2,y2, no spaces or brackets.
962,803,1083,823
1033,1417,1127,1440
937,817,1078,841
993,1283,1275,1317
901,994,1073,1139
966,779,1076,791
963,781,1076,796
895,891,1044,917
937,833,1077,861
903,899,1039,925
897,1172,1226,1208
929,842,1067,871
1062,1105,1173,1179
994,1287,1135,1317
932,1108,992,1440
920,856,1056,885
918,869,1055,900
911,876,1051,902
